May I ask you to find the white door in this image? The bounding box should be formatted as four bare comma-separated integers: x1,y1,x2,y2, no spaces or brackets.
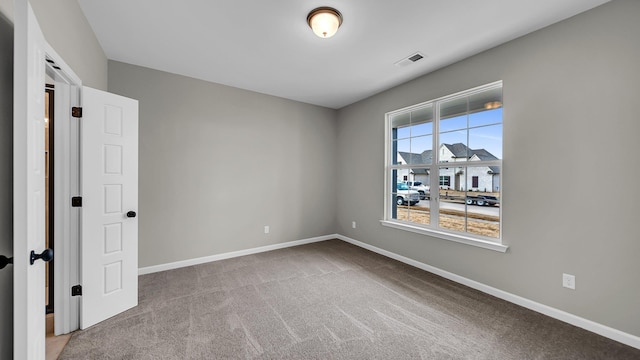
80,86,139,329
13,1,48,358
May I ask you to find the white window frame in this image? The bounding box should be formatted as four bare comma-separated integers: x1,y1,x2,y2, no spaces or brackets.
381,81,508,253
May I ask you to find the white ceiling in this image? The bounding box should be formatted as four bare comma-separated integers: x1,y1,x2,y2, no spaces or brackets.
77,0,609,109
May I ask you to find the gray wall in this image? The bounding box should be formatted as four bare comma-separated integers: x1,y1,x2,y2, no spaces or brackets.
336,0,640,337
0,7,12,360
108,61,338,268
30,0,107,90
0,0,11,23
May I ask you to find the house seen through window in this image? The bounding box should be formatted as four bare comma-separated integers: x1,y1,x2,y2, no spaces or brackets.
385,82,503,245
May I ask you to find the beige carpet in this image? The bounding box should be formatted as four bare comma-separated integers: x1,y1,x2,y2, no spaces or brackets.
60,239,640,359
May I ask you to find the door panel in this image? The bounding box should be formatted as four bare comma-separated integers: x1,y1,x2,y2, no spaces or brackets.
13,1,47,358
81,86,138,329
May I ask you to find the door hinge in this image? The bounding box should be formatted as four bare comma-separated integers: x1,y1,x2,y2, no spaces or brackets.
72,107,82,118
71,285,82,296
71,196,82,207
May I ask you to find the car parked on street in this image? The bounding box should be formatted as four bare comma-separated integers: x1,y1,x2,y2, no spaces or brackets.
404,181,430,200
396,183,421,205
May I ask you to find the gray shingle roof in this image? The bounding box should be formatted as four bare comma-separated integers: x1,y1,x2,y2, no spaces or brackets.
421,150,433,163
443,143,498,161
470,148,499,161
442,143,469,158
398,151,421,165
398,150,432,165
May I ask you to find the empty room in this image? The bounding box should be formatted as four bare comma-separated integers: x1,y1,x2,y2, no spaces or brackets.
2,0,640,359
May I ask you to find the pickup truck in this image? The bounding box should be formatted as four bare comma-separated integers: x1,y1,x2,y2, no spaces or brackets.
396,183,421,205
466,195,499,206
404,181,430,200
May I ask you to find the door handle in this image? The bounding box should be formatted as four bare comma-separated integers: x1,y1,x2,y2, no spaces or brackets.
0,255,12,270
126,211,137,218
30,249,53,265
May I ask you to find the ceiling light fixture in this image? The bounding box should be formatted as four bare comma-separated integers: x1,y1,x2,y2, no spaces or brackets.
307,7,343,38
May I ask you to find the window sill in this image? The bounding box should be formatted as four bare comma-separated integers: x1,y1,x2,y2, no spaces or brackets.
379,220,509,253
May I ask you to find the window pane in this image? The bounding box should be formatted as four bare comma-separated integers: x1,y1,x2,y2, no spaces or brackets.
465,166,500,239
411,122,432,137
408,206,430,225
396,127,410,140
395,169,410,184
393,174,428,224
440,114,467,133
440,96,468,121
410,106,433,137
395,138,410,164
392,176,410,222
437,167,500,239
462,166,500,194
392,112,411,139
469,124,502,161
396,138,410,153
468,86,502,125
438,167,466,233
408,168,430,200
410,135,432,164
439,131,467,163
407,167,430,225
397,151,417,165
396,208,410,222
469,108,502,128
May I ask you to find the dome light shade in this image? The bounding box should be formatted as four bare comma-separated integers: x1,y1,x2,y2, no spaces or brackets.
307,7,343,38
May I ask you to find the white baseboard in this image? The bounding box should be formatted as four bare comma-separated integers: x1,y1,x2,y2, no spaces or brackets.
335,234,640,350
138,234,334,275
137,233,640,350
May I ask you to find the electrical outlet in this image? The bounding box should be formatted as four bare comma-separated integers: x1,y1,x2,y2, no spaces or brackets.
562,273,575,290
352,221,356,229
264,226,270,234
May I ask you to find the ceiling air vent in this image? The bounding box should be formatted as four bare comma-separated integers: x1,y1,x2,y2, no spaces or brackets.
394,52,426,67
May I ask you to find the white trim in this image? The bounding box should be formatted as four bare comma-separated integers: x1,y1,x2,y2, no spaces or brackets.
384,81,505,246
138,235,335,275
335,234,640,350
380,220,508,253
45,42,82,85
47,42,82,336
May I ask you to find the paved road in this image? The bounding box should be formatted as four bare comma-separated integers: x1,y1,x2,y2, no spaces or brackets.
415,199,499,217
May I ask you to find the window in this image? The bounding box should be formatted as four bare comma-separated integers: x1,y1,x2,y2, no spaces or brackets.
383,82,505,252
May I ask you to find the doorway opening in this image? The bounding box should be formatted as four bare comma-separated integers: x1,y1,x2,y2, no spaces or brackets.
45,83,71,359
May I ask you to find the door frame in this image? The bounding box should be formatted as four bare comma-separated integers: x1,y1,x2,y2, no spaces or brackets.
15,3,85,353
44,43,82,335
